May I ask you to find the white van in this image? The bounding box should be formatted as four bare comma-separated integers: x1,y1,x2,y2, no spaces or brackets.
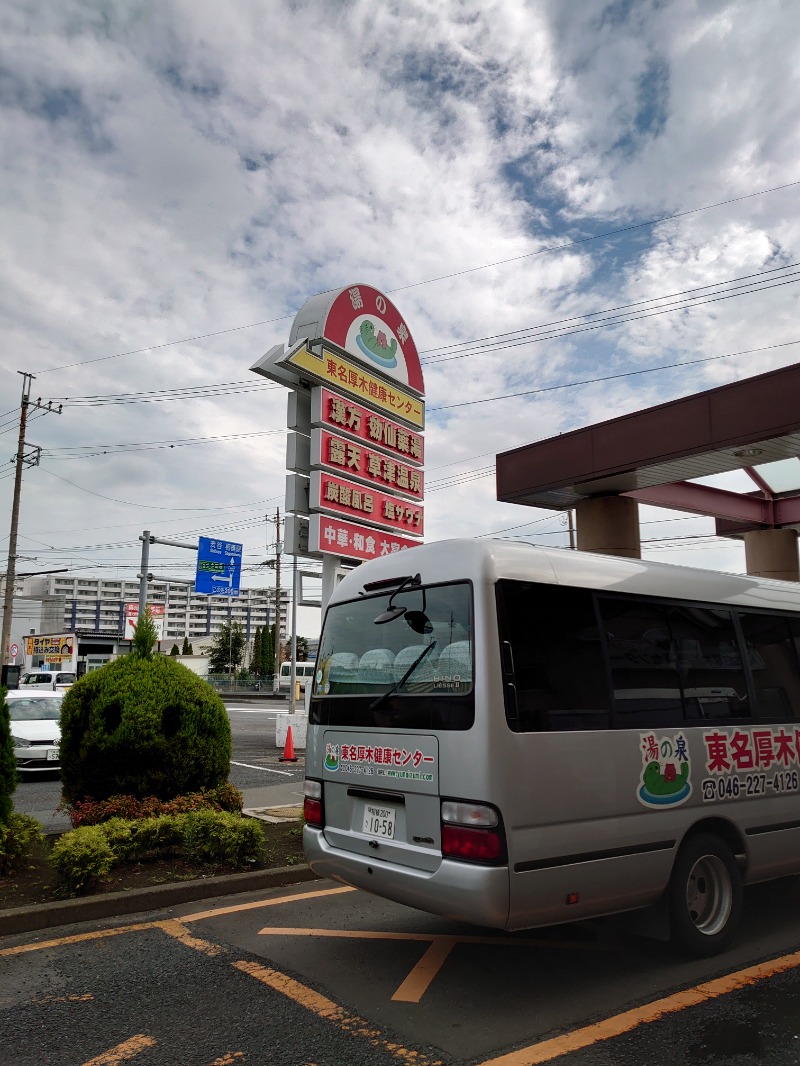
19,671,76,691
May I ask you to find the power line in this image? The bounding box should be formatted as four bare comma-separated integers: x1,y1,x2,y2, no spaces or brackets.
429,338,800,413
391,179,800,293
42,428,283,460
26,177,800,377
51,381,280,408
33,314,296,376
31,272,800,417
419,261,800,362
423,272,800,367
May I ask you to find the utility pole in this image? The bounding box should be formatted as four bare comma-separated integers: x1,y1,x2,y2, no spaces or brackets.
1,373,62,673
272,508,282,693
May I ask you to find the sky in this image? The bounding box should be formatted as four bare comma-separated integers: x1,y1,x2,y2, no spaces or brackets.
2,0,800,642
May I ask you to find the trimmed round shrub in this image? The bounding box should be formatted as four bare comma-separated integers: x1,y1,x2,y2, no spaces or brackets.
59,656,232,804
50,825,115,894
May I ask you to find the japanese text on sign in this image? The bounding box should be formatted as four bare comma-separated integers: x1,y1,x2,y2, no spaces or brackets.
309,514,420,562
286,345,424,429
313,471,423,535
315,429,423,500
700,727,800,804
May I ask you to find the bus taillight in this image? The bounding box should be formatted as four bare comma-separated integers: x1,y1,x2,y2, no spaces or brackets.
304,779,324,827
441,800,505,863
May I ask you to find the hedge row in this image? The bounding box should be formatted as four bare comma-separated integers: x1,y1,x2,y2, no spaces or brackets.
50,810,265,894
64,783,244,828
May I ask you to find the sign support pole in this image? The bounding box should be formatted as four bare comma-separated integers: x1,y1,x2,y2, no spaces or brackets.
321,553,340,615
138,531,151,620
289,552,298,710
272,509,282,693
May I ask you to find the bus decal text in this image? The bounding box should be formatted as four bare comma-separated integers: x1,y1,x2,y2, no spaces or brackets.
700,728,800,803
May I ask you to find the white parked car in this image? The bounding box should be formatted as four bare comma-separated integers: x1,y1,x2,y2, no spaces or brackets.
5,690,64,773
19,670,76,691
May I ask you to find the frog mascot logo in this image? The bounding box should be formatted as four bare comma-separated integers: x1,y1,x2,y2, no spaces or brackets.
356,320,398,368
638,732,692,807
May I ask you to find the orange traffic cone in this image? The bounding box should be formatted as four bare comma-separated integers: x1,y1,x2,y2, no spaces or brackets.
279,725,298,762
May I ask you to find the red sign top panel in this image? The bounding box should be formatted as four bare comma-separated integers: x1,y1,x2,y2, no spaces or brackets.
314,387,424,466
322,285,424,395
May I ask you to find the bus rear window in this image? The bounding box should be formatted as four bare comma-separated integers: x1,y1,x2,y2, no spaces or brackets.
311,580,474,730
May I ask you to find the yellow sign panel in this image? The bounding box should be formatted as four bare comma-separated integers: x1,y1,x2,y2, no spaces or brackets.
25,634,75,661
284,343,425,430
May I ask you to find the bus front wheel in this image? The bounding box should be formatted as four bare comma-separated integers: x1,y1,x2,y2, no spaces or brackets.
668,833,742,957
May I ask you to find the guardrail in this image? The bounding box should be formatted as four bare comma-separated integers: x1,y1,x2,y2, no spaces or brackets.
207,677,274,695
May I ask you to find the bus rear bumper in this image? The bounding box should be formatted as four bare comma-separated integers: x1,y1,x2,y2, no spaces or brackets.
304,826,510,929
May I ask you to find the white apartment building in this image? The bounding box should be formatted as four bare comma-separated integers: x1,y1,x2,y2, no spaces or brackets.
20,573,289,669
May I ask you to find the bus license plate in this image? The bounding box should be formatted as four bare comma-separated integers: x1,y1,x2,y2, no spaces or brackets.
363,804,395,840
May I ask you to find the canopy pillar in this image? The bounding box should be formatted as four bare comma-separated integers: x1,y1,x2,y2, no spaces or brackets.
743,529,799,582
575,496,641,558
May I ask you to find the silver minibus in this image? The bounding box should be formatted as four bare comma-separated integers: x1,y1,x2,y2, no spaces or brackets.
278,661,316,691
303,538,800,956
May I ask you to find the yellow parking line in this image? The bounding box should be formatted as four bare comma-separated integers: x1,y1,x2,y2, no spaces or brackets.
0,922,160,957
158,919,228,957
82,1035,156,1065
233,960,443,1066
181,884,355,923
474,946,800,1065
392,938,455,1003
256,928,613,1003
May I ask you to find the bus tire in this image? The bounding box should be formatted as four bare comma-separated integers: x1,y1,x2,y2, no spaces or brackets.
668,833,742,957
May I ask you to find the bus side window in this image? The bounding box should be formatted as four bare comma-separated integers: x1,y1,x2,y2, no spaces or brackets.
669,606,750,721
739,612,800,720
496,581,610,732
598,598,684,729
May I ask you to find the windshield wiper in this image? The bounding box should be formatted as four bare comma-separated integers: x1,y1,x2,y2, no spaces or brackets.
369,640,437,713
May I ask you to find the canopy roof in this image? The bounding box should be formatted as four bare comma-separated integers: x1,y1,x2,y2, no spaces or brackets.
495,361,800,534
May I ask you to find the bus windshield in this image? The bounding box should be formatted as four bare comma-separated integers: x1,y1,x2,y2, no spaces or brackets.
312,581,473,726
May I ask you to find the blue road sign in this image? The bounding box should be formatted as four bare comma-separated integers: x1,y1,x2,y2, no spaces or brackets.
195,537,243,597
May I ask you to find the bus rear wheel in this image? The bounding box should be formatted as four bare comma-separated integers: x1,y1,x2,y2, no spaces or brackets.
668,833,742,957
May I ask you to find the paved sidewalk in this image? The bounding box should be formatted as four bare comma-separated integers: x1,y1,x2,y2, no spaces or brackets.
241,778,306,818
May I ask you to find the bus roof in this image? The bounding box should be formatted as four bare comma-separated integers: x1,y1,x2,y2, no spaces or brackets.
330,538,800,614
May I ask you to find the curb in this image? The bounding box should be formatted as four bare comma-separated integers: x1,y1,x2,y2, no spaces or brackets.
0,864,320,937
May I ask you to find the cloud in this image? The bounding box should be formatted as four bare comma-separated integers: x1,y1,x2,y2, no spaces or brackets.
1,0,799,642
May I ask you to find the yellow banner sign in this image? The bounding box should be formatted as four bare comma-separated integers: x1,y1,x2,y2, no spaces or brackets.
283,343,425,429
25,634,75,660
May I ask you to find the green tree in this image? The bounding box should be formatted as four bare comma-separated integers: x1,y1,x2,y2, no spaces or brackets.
59,656,232,803
131,607,159,661
251,626,263,676
208,621,246,676
260,623,275,677
170,643,180,656
0,687,18,824
182,636,193,656
296,636,309,662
